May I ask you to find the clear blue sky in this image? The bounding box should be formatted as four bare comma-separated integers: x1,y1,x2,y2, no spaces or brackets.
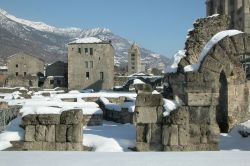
0,0,206,58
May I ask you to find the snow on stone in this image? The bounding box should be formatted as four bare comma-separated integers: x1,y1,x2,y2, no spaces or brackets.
163,98,183,117
69,37,102,44
184,30,243,72
164,50,186,73
99,97,121,111
121,102,135,113
133,79,145,85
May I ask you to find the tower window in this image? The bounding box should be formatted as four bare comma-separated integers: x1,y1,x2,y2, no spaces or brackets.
16,72,18,76
100,72,104,80
24,72,26,76
86,72,90,79
131,54,135,57
16,64,18,68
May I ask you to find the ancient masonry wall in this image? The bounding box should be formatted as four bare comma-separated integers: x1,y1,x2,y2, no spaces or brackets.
134,93,220,151
22,109,84,151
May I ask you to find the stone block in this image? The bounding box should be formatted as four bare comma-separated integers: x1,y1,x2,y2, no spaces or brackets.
66,143,83,151
24,125,35,142
178,125,189,146
23,142,42,151
22,114,38,126
169,125,178,146
185,72,203,82
207,125,220,144
164,145,184,151
189,124,201,144
169,107,189,125
186,93,212,106
35,125,46,141
42,142,56,151
135,93,163,107
55,124,67,143
135,106,158,124
136,124,147,142
162,125,170,145
150,124,162,144
37,114,60,125
230,34,245,54
189,107,210,124
134,84,153,93
55,143,66,151
60,109,83,125
202,56,224,73
136,142,150,151
244,34,250,53
67,124,83,143
45,125,55,142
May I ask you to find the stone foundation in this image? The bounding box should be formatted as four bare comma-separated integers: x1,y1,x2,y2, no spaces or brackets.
103,108,134,124
83,114,103,126
22,109,84,151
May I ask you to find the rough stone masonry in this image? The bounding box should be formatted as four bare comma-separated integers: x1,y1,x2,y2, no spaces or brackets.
22,109,84,151
134,15,250,151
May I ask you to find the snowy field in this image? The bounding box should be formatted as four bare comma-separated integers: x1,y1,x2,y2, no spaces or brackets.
0,90,250,165
1,151,250,166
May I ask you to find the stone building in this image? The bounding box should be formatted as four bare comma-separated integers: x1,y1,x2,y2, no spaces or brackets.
6,53,45,87
128,43,141,75
206,0,250,33
44,61,68,88
68,37,114,91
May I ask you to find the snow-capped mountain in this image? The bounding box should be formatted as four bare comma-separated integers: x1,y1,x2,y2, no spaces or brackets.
0,9,169,69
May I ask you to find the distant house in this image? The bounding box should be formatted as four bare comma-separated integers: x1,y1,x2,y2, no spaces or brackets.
68,37,114,91
44,61,68,88
6,53,45,87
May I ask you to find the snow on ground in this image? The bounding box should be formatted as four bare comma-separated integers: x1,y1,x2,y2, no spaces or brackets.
184,30,243,72
83,121,135,152
220,120,250,151
1,152,250,166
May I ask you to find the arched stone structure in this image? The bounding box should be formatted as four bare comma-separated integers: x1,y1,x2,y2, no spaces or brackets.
135,15,250,151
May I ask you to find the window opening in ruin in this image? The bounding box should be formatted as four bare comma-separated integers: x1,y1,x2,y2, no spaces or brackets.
78,48,81,54
216,70,229,133
85,48,88,54
100,72,104,80
24,72,26,76
16,72,18,76
86,72,90,79
16,64,18,68
90,48,93,55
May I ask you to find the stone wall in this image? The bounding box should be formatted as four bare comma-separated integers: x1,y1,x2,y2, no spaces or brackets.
22,109,84,151
0,102,21,132
102,108,134,124
6,75,39,88
83,114,103,126
134,92,220,151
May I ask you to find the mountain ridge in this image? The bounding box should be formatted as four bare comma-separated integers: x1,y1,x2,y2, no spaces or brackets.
0,9,169,69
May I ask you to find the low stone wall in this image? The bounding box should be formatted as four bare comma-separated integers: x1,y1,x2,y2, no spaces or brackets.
134,92,220,151
22,109,84,151
83,97,126,104
83,114,103,126
103,108,134,124
0,102,21,132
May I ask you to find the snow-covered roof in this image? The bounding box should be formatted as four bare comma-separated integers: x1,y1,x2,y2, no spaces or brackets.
69,37,103,44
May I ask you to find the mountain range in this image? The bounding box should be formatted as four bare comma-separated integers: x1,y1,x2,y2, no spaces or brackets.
0,9,169,70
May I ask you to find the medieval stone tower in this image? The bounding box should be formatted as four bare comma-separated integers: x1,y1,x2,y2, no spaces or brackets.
206,0,250,33
128,43,141,75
